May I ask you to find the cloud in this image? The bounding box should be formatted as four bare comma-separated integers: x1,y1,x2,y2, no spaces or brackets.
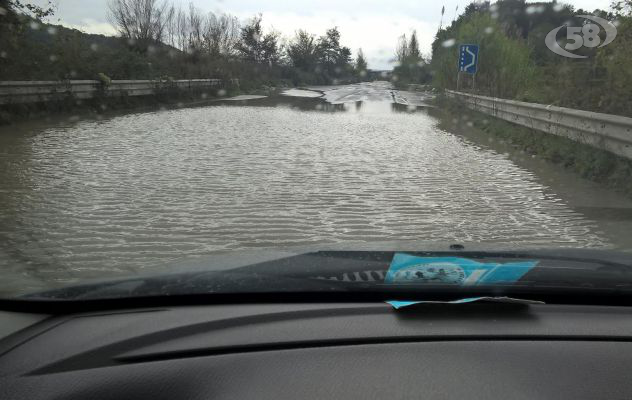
64,19,117,35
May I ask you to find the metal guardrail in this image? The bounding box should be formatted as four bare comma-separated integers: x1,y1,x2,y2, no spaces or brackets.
445,90,632,161
0,79,234,105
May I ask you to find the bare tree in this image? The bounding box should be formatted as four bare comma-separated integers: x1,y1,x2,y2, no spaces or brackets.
107,0,172,47
204,12,240,56
395,34,408,62
186,3,204,52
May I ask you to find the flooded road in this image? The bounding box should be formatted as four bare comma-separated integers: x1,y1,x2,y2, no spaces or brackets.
2,81,632,295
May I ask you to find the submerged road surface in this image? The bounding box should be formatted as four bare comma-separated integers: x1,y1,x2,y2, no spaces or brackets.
1,81,632,294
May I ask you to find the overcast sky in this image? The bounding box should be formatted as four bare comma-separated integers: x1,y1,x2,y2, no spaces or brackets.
33,0,612,70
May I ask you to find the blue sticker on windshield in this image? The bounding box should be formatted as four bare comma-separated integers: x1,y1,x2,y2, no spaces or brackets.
385,253,537,285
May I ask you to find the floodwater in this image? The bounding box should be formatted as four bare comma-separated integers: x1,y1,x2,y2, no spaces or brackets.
2,81,632,295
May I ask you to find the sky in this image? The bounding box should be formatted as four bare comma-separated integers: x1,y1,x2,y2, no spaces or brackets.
33,0,613,70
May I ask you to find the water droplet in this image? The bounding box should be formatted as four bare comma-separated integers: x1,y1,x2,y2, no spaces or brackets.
391,75,399,82
177,102,184,108
553,3,564,12
359,70,367,77
29,21,40,30
442,39,456,48
407,105,416,112
0,51,7,59
484,27,494,34
201,93,208,99
100,104,107,111
0,7,6,16
49,54,58,62
90,43,99,51
47,27,57,35
315,104,324,111
217,89,226,97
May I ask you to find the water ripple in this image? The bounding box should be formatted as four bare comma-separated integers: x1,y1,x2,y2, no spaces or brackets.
0,96,609,293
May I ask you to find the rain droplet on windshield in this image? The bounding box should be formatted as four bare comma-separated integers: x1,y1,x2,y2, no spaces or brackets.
217,89,227,97
29,21,40,30
0,6,7,16
47,27,57,35
90,43,99,51
442,39,456,48
484,27,494,34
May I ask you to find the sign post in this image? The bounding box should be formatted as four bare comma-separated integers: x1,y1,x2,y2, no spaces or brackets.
458,44,479,91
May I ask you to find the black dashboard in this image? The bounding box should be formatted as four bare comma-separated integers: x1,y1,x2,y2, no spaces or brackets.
2,302,632,399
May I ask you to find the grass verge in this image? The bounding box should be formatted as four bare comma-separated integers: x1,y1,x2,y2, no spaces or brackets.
432,95,632,198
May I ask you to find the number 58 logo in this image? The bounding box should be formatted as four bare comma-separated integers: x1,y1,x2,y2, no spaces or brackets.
545,15,617,58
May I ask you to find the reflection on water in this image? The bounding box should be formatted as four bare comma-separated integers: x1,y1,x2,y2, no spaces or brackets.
0,82,622,295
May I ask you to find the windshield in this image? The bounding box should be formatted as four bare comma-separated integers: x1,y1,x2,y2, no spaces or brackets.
1,0,632,302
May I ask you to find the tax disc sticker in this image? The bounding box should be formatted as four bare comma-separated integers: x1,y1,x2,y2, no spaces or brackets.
385,253,537,285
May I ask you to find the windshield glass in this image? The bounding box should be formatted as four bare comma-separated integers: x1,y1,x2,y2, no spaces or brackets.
1,0,632,301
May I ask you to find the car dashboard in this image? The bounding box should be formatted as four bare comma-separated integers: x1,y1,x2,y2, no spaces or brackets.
2,301,632,399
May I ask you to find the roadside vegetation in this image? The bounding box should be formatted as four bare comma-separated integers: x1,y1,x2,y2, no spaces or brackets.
430,0,632,117
433,96,632,197
0,0,370,87
427,0,632,197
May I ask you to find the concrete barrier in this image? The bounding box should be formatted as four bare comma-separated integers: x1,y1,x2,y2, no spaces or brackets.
0,79,234,105
445,89,632,161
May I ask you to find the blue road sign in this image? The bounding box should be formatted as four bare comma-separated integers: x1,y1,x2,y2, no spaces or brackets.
459,44,479,74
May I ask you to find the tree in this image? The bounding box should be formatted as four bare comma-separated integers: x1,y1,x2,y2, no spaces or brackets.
408,31,420,61
107,0,173,50
203,12,240,56
315,27,352,76
317,27,341,65
393,29,432,86
4,0,55,20
235,14,280,64
286,30,318,70
395,34,408,62
355,48,368,79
